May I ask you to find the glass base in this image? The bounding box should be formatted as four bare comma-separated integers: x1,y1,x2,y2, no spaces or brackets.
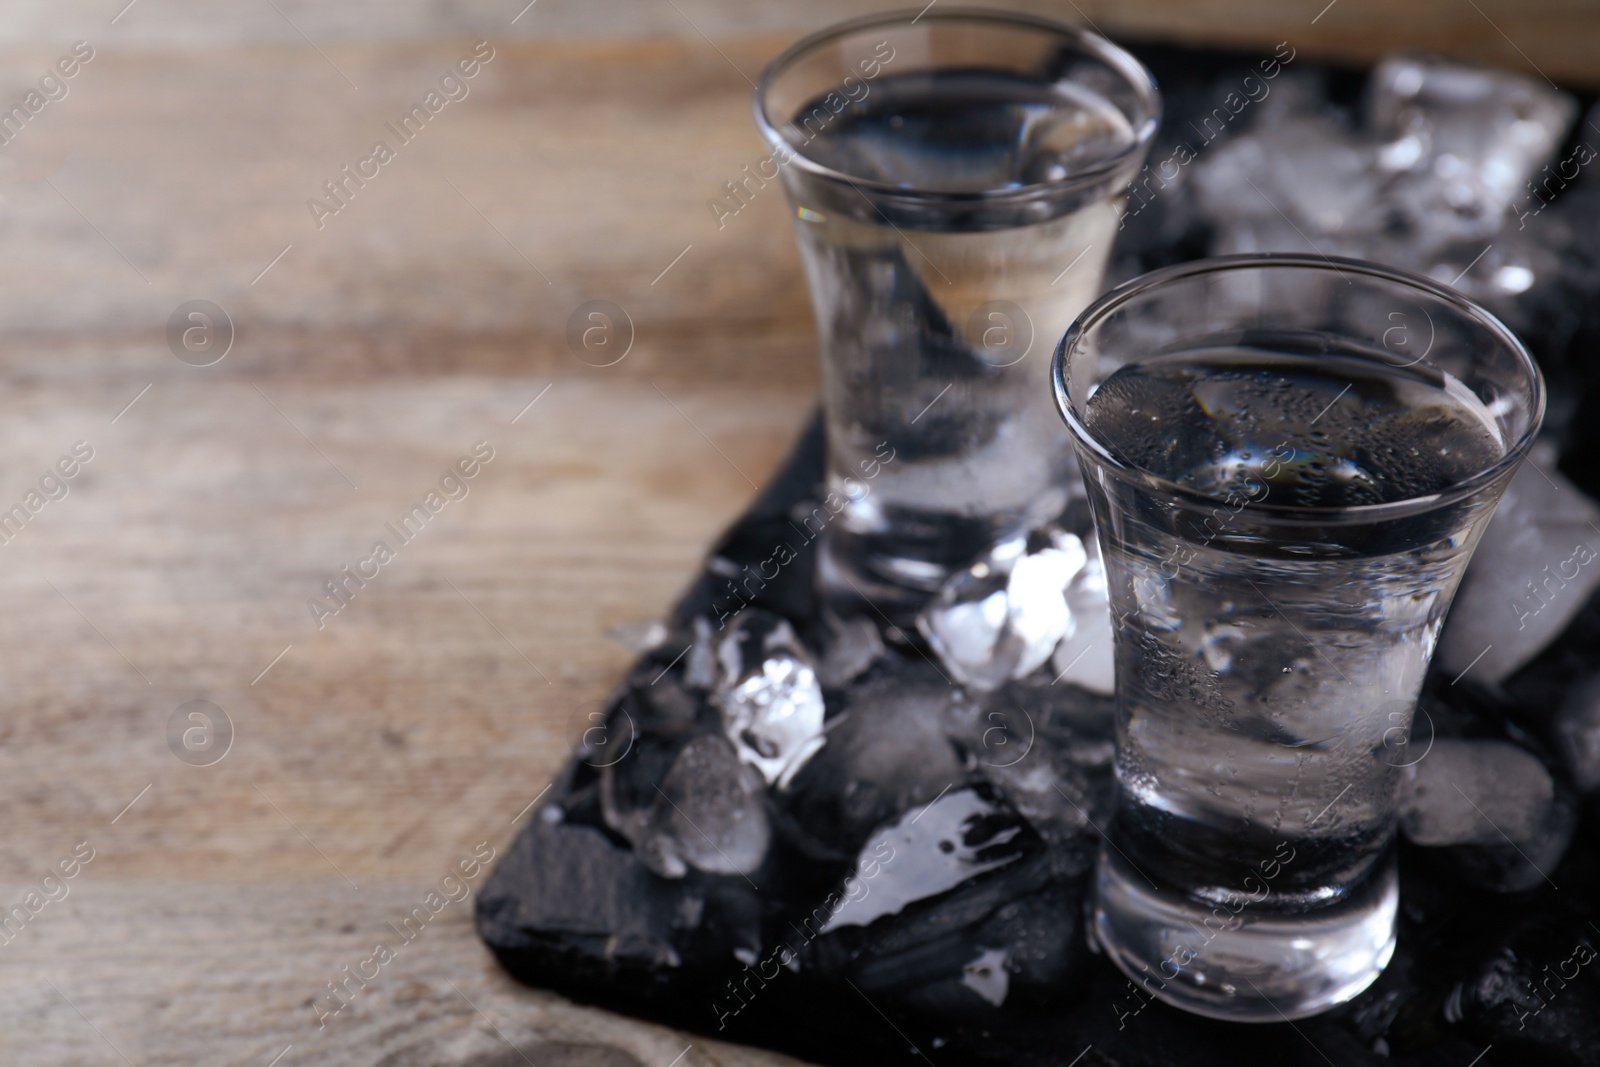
1093,848,1397,1022
815,525,973,641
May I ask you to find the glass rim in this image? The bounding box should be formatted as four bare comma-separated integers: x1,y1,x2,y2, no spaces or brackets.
751,6,1161,208
1052,253,1548,525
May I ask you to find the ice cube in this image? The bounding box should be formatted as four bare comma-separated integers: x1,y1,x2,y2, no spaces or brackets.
1365,56,1575,259
959,947,1011,1007
655,734,771,877
1196,53,1581,302
601,733,770,879
1401,738,1575,891
816,610,886,689
1436,445,1600,684
918,558,1010,689
601,733,689,876
919,530,1088,692
1368,54,1577,216
634,674,701,733
684,616,717,690
1401,739,1553,845
1424,223,1568,317
822,786,1028,932
1371,58,1575,273
1008,539,1087,673
1553,672,1600,793
714,610,827,788
607,618,667,653
1050,549,1116,695
1193,111,1387,244
970,687,1111,851
780,664,971,858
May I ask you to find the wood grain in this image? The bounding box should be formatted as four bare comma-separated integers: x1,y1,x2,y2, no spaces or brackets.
0,5,1590,1065
2,1,1596,86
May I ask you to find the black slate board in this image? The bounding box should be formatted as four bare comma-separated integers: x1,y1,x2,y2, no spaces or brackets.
477,42,1600,1067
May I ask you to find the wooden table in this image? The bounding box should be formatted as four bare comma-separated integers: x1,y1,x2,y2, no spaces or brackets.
0,3,1591,1065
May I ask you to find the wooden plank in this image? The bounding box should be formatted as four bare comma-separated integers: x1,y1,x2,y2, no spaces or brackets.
0,0,1593,84
0,44,819,1064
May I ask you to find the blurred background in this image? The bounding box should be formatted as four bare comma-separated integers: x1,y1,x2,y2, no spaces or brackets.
0,1,1593,1065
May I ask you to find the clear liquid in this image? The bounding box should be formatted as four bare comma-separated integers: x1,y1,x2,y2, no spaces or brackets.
783,70,1137,622
798,70,1139,194
1084,348,1504,510
1081,347,1506,1016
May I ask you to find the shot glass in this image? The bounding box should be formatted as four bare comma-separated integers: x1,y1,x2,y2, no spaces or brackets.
1052,254,1545,1020
753,8,1158,628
